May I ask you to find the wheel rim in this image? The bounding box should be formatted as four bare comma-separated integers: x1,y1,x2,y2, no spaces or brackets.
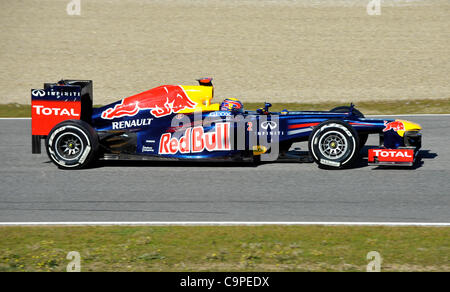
318,131,348,160
55,133,84,161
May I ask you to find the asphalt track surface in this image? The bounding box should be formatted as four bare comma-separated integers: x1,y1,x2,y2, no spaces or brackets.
0,116,448,223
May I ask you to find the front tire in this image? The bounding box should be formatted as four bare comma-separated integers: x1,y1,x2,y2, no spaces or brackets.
308,120,359,169
46,120,98,169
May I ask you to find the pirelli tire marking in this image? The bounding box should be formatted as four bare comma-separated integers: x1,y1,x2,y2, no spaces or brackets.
47,125,92,168
319,159,341,168
310,123,357,168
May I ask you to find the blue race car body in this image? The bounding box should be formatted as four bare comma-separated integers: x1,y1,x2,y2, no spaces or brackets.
31,79,422,169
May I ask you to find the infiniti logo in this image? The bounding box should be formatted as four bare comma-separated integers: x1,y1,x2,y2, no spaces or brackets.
32,89,46,97
261,121,277,130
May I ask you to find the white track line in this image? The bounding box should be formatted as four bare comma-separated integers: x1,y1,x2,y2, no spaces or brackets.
0,117,31,120
0,222,449,227
367,114,450,117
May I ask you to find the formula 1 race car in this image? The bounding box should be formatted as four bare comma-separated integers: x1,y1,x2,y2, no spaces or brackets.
31,79,422,169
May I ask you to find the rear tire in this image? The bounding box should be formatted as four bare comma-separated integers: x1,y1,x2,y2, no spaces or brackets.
46,120,98,169
308,120,359,169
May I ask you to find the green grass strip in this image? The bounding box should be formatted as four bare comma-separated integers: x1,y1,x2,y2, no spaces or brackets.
1,226,448,272
1,99,449,118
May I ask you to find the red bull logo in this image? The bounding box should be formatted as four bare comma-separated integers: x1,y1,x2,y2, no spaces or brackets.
383,120,405,132
220,98,243,112
159,123,231,154
101,85,197,119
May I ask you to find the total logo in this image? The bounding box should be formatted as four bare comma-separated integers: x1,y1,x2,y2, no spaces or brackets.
159,123,231,154
32,105,79,117
371,149,412,158
368,148,414,163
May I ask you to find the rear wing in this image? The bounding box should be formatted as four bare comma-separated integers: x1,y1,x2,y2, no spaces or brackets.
31,80,93,154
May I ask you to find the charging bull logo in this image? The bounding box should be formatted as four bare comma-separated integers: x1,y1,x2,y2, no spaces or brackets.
101,85,197,119
383,120,405,132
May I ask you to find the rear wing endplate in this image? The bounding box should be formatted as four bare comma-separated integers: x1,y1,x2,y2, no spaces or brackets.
31,80,93,153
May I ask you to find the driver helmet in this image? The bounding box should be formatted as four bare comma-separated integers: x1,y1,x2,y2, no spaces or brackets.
220,98,244,114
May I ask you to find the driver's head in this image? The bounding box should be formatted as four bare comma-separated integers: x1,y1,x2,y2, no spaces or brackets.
220,98,244,114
